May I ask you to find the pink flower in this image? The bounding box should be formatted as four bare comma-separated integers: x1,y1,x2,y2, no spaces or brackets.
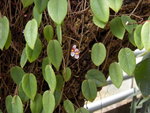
71,45,80,59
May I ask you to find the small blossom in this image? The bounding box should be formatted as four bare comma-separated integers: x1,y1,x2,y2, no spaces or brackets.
71,51,75,57
72,45,76,49
71,45,80,59
74,49,80,59
71,45,76,57
24,14,27,17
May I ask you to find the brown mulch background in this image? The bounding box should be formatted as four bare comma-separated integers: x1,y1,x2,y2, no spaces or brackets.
0,0,150,112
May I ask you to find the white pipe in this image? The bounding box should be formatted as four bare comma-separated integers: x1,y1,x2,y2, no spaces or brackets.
84,88,139,112
134,49,146,56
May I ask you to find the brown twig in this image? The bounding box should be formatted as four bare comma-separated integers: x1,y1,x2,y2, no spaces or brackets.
129,0,143,16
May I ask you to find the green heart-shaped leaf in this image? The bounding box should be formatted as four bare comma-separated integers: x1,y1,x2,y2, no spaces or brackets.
18,83,29,103
12,96,23,113
47,0,67,24
30,94,43,113
109,62,123,88
22,73,37,100
128,32,136,47
63,67,72,82
20,48,28,68
121,16,137,33
43,25,54,42
91,43,106,66
81,79,97,102
141,21,150,51
26,37,42,63
42,91,55,113
42,57,51,80
118,48,136,75
24,19,38,49
63,100,75,113
33,6,42,27
10,66,25,85
110,17,125,40
45,65,57,93
47,40,63,71
5,95,13,113
56,75,64,91
86,69,106,87
134,58,150,96
54,90,62,108
134,25,143,49
0,16,9,50
90,0,109,22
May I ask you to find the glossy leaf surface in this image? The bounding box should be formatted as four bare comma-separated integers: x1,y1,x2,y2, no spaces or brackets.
47,40,63,70
81,79,97,102
90,0,109,22
42,57,51,80
43,91,55,113
43,25,54,42
63,100,75,113
108,0,123,12
45,65,56,93
0,16,9,50
110,17,125,39
109,62,123,88
33,6,42,26
24,19,38,49
22,73,37,100
118,48,136,75
18,83,29,103
134,25,143,49
5,95,13,113
26,38,42,63
30,94,43,113
63,67,72,82
12,96,23,113
141,21,150,51
10,66,25,85
20,48,28,68
34,0,48,13
47,0,67,24
91,43,106,66
121,16,137,33
134,58,150,96
86,69,106,87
